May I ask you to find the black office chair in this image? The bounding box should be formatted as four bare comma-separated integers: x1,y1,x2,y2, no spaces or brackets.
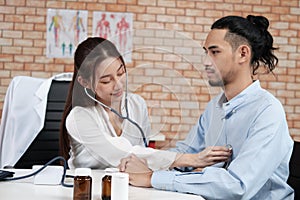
14,80,70,168
287,141,300,200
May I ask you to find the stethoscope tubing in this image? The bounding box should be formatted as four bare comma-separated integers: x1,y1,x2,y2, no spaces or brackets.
83,86,148,147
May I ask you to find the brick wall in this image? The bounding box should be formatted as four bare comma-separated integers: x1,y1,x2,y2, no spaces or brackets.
0,0,299,149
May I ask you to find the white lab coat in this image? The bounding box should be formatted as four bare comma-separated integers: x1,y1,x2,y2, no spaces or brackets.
0,73,72,168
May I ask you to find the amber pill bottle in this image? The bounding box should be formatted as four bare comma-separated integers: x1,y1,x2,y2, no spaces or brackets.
101,174,112,200
73,168,92,200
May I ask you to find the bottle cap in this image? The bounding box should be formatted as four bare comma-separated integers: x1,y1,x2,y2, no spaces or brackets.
104,167,119,173
75,168,92,176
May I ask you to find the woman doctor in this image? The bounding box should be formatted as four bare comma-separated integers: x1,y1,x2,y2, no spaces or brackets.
59,37,231,170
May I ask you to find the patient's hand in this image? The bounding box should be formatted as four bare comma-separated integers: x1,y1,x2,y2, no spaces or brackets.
119,154,153,187
171,146,232,168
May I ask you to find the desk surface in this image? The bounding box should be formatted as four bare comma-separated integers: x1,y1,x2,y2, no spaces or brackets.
0,169,205,200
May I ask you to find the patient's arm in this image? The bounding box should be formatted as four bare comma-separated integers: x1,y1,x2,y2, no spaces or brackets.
170,146,232,168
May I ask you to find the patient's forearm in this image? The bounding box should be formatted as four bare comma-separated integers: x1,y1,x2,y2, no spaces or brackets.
170,147,231,169
170,153,194,168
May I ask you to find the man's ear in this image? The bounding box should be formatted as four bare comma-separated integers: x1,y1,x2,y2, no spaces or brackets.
77,75,91,89
237,45,251,64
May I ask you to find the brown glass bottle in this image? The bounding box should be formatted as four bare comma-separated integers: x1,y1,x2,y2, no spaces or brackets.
73,168,92,200
101,175,112,200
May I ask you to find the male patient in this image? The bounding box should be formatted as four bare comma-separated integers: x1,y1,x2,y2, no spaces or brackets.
119,15,294,199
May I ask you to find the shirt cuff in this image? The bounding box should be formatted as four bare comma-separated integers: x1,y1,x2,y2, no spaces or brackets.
151,170,177,191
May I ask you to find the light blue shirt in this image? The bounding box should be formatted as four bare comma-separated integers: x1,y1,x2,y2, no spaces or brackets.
152,81,294,199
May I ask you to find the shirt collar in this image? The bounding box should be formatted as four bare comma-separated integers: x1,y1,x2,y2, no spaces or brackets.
217,80,261,116
218,80,260,104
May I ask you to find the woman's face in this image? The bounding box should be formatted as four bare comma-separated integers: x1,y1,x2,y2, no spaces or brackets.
93,57,126,107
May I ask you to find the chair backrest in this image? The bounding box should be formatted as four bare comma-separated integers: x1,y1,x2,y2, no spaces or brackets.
14,80,70,168
287,141,300,199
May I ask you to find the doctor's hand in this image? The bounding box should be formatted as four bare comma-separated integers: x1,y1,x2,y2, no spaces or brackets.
119,154,153,188
171,146,232,169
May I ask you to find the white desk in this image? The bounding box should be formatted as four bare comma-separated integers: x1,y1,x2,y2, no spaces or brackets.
0,169,205,200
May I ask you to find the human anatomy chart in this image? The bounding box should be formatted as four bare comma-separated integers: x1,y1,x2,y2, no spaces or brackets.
46,9,88,58
93,12,133,62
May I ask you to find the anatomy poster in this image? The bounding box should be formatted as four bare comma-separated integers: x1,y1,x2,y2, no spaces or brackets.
93,12,133,62
46,9,88,58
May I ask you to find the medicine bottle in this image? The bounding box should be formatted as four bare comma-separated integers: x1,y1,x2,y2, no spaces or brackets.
73,168,92,200
101,168,118,200
101,174,112,200
111,172,129,200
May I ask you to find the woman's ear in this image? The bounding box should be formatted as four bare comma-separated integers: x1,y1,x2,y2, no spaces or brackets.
237,45,251,64
77,75,91,89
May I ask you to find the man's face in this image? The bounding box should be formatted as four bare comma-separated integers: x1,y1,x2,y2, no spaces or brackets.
203,29,237,87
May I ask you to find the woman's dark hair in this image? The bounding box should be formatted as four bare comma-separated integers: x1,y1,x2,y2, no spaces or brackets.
211,15,278,75
59,37,125,160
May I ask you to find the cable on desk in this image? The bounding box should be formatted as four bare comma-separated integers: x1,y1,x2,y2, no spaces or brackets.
0,156,73,188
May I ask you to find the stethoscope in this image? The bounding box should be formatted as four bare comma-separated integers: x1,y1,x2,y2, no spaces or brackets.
83,72,148,147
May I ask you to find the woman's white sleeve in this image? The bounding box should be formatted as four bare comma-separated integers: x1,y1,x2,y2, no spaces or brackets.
66,107,176,170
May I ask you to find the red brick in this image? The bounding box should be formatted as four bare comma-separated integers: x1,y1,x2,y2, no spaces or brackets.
23,31,43,39
0,22,13,29
166,8,184,15
216,3,234,11
127,5,146,13
46,1,66,8
2,46,22,54
4,62,24,70
137,13,156,21
106,4,126,12
11,71,30,77
16,7,36,15
14,23,34,31
243,0,261,4
204,10,223,18
262,0,280,5
157,0,176,7
6,0,25,6
66,2,87,10
24,63,44,71
45,64,64,72
31,71,52,78
86,3,106,11
146,22,164,29
0,6,15,14
281,1,298,6
157,15,175,23
177,1,195,8
26,0,45,7
146,6,164,15
0,38,13,46
25,15,44,23
137,0,156,6
5,15,24,23
196,2,214,10
118,0,137,4
253,5,271,13
23,47,43,55
0,54,13,62
14,55,34,63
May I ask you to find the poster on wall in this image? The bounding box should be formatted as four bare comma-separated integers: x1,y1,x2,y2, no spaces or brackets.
46,9,88,58
92,11,133,62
